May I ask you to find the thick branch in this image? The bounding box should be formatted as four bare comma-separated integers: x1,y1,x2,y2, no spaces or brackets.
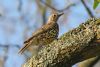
23,18,100,67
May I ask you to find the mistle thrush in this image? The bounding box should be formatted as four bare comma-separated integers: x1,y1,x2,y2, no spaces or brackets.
19,12,63,54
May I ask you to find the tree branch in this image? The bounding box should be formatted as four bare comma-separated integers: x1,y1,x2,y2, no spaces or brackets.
18,0,22,12
81,0,95,18
0,44,20,48
40,0,76,12
23,18,100,67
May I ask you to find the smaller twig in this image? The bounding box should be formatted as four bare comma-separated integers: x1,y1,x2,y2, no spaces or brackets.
40,0,76,12
3,45,9,67
81,0,95,18
36,0,47,25
40,0,57,11
0,44,29,59
0,44,20,49
42,10,46,25
58,4,76,12
18,0,22,12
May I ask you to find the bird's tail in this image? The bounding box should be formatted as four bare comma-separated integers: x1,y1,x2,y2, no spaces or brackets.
18,43,30,54
18,37,34,54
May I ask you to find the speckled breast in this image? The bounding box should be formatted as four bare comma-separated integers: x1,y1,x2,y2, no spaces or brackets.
38,23,59,45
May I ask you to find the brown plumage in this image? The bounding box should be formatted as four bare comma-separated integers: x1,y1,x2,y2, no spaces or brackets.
18,12,63,54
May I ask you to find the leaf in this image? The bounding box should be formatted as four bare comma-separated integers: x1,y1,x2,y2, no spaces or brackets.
93,0,100,9
97,0,100,2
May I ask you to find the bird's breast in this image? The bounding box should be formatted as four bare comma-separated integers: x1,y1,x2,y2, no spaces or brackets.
36,23,59,45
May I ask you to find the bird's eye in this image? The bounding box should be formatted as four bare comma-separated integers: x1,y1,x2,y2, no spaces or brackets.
53,14,56,17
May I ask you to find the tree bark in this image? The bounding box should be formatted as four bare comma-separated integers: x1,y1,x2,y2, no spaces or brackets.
23,18,100,67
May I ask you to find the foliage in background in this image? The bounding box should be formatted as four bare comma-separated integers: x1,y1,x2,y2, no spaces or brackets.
93,0,100,9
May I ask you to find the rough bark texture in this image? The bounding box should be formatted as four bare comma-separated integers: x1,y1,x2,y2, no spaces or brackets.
23,18,100,67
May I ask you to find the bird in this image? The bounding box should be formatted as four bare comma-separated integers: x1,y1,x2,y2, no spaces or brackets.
18,11,64,54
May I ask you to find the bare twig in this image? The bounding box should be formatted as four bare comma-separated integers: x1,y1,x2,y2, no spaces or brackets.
40,0,76,12
0,44,29,59
36,0,47,25
40,0,57,11
18,0,22,12
42,10,46,25
81,0,95,18
0,44,20,48
3,45,9,67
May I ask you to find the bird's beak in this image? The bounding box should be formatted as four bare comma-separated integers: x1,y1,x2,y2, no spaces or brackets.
58,13,64,17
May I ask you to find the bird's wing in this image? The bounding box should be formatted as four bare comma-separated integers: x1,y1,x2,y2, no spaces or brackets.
18,23,54,54
24,22,53,44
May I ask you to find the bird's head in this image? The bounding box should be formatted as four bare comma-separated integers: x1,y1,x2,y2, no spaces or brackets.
48,12,64,23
